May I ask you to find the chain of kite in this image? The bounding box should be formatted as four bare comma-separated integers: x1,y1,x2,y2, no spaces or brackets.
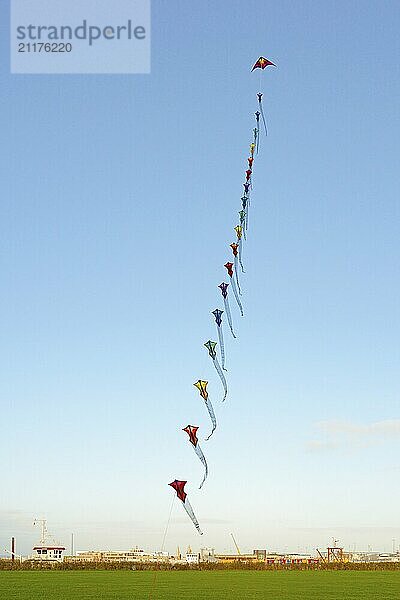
169,56,273,538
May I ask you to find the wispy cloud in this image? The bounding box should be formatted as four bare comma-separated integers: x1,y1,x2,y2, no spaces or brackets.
307,419,400,452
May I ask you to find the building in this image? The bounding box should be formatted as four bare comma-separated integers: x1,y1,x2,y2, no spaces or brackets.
215,550,318,565
265,553,318,565
349,552,400,563
70,548,168,563
200,548,217,563
185,552,199,564
215,551,260,563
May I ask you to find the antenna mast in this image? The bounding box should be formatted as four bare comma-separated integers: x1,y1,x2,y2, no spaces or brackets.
33,519,48,544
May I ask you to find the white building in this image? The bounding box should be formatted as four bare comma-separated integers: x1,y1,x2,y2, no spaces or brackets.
185,546,199,564
350,551,400,563
72,548,169,563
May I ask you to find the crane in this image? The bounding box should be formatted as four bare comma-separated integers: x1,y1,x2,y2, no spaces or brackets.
230,533,241,555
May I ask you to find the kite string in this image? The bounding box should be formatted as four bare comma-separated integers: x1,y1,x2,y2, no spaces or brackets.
148,493,176,600
160,493,176,552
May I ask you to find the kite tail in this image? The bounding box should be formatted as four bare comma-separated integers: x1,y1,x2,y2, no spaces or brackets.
239,238,245,273
223,295,236,339
204,398,217,440
213,357,228,402
253,128,257,145
241,216,247,241
194,443,208,489
233,255,241,295
256,123,260,154
182,499,203,535
259,102,268,136
216,324,226,371
230,277,244,317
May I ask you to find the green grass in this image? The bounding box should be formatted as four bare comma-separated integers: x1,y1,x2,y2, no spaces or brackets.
1,570,399,599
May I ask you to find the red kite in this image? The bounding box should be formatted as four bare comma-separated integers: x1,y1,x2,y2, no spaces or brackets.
225,259,243,315
230,243,241,292
183,425,208,488
251,56,276,71
169,480,203,534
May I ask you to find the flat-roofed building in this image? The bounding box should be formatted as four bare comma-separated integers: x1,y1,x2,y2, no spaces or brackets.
69,548,166,563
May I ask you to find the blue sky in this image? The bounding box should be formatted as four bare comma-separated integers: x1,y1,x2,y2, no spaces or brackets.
0,0,399,556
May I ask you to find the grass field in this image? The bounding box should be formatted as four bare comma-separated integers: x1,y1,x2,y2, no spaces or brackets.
1,570,400,599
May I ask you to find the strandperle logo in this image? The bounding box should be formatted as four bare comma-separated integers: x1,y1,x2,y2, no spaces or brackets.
16,20,146,46
11,0,151,74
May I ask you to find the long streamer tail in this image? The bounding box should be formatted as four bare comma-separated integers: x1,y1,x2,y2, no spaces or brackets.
230,276,244,316
234,255,241,294
259,102,268,136
213,357,228,402
216,324,226,370
241,215,247,240
223,295,236,338
182,498,203,535
239,238,245,273
194,443,208,489
204,398,217,440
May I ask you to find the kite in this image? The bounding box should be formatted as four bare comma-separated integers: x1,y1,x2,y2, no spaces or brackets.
218,282,236,338
243,182,250,195
257,93,268,136
194,380,216,440
235,225,243,240
248,157,253,169
204,340,228,402
239,209,246,240
230,242,242,291
251,56,276,71
235,225,245,274
212,308,226,370
183,426,208,489
249,143,255,157
253,127,258,147
224,262,243,316
169,480,203,534
242,195,249,231
245,169,252,182
250,127,258,150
